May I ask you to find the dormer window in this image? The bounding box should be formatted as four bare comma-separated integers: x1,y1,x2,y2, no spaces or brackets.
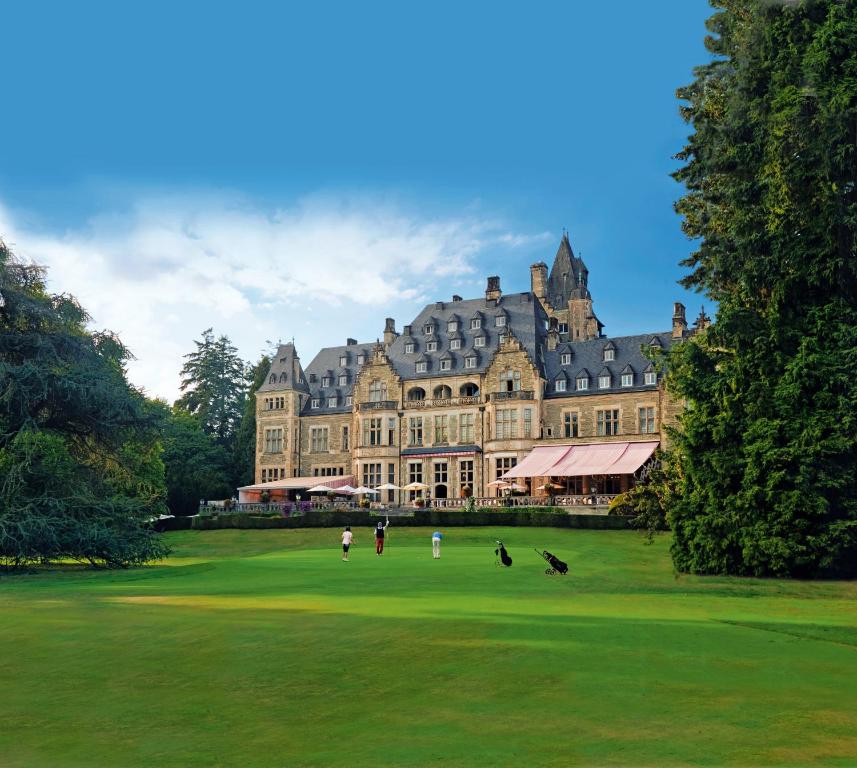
311,398,320,409
405,343,415,354
424,324,434,335
470,318,481,330
576,376,589,391
447,320,458,333
346,395,353,406
495,315,506,327
645,371,657,386
465,355,476,369
499,333,508,345
339,355,348,367
440,359,451,371
603,348,615,362
269,374,277,384
338,374,347,386
474,335,485,348
357,354,365,365
555,378,567,392
560,353,571,365
621,372,633,387
416,361,427,373
328,396,338,408
426,341,437,352
321,376,331,388
450,339,461,350
599,374,611,389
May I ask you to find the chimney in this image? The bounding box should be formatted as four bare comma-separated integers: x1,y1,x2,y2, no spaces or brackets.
672,302,688,339
402,324,412,336
485,276,501,303
452,294,462,302
383,317,397,346
547,317,559,351
530,262,548,300
346,337,357,346
694,305,712,333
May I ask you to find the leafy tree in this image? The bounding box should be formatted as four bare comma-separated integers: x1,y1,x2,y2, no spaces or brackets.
0,241,169,568
149,400,234,515
175,329,248,452
667,0,857,577
233,354,271,487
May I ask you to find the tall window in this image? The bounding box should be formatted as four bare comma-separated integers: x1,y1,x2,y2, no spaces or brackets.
340,355,348,367
459,413,475,443
387,417,396,445
387,462,396,502
363,417,382,446
434,415,448,443
496,456,517,480
500,369,521,392
408,462,423,484
563,412,579,438
434,462,448,485
369,380,387,402
459,459,474,489
496,408,518,439
523,408,532,438
310,427,328,452
596,409,620,436
342,425,349,451
639,406,656,434
357,354,365,365
408,417,423,446
264,428,283,453
362,463,382,487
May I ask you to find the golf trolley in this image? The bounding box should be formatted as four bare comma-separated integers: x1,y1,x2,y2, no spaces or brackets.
494,540,513,567
534,548,568,576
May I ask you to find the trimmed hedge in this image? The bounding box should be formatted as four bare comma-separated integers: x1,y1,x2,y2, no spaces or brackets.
186,507,632,531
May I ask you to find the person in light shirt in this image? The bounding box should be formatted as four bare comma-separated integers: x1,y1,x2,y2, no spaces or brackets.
431,530,443,559
341,526,354,561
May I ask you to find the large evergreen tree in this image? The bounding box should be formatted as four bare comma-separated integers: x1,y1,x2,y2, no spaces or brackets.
175,329,248,452
0,241,169,568
233,354,271,487
667,0,857,577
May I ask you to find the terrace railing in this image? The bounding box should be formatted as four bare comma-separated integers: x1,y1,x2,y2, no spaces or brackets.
404,395,481,409
429,494,617,509
358,400,398,411
490,390,534,402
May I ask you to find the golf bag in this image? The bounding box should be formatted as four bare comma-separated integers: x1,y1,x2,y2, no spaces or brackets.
534,548,568,576
495,540,513,567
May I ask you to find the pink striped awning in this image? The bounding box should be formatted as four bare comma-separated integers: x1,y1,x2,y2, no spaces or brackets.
500,445,573,478
501,441,658,479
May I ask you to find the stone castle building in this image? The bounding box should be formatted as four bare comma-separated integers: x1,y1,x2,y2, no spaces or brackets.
250,233,705,503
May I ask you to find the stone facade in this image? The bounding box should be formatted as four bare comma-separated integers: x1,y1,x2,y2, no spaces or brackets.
254,235,693,498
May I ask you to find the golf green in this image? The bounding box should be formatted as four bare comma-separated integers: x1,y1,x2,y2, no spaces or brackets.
2,527,856,767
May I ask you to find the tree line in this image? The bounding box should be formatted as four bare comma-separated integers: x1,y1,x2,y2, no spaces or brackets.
0,240,268,567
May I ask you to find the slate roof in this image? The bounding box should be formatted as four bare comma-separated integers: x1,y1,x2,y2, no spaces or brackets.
258,343,308,394
300,341,376,415
384,292,549,382
547,232,590,307
543,332,675,398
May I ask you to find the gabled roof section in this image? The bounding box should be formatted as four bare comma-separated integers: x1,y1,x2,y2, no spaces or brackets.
547,232,590,308
300,340,375,414
258,343,309,393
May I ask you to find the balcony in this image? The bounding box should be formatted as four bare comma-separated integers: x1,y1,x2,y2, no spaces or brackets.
358,400,398,411
490,390,534,401
404,395,481,409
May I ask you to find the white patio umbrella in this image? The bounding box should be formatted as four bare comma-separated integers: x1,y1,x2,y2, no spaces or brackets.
307,484,333,493
336,485,357,494
401,481,430,491
509,482,528,492
352,485,380,495
376,483,400,491
487,480,510,488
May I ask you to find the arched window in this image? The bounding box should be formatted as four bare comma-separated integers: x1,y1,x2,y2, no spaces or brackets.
407,387,426,401
269,374,277,384
369,380,387,403
460,382,479,398
434,384,452,400
500,369,521,392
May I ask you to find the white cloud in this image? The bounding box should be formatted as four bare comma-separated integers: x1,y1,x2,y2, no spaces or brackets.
0,192,540,402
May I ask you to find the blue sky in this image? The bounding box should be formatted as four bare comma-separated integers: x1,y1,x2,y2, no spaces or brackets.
0,0,713,400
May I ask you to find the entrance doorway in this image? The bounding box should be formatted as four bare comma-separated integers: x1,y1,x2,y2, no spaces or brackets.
434,484,448,499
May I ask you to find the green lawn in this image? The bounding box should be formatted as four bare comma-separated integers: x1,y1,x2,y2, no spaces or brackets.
2,527,856,767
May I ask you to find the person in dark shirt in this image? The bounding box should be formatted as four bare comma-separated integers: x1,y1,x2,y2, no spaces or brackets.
374,518,389,555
